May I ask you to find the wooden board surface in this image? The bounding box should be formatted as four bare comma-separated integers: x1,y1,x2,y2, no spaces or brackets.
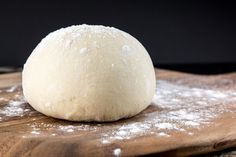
0,69,236,157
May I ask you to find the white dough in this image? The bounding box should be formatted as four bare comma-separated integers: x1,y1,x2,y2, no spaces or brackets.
22,24,156,122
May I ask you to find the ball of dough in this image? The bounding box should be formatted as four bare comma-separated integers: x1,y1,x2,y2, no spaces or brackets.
22,24,156,122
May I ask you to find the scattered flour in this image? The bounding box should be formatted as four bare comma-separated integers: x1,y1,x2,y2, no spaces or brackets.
155,123,176,130
38,24,130,51
0,100,27,117
98,80,236,142
188,132,194,135
101,139,110,144
58,125,76,132
1,79,236,156
5,85,19,93
113,148,121,156
57,124,96,133
0,86,38,121
158,132,170,137
31,131,40,135
67,129,74,133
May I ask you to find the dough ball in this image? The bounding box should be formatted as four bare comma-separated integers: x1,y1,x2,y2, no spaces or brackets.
22,24,156,122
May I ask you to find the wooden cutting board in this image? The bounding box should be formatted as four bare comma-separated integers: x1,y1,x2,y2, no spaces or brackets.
0,69,236,157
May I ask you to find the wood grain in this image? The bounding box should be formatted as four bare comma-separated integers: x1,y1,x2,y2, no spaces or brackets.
0,69,236,157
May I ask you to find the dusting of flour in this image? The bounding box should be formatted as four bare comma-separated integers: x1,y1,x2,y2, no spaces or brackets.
36,24,131,52
1,80,236,148
0,85,38,121
98,80,236,142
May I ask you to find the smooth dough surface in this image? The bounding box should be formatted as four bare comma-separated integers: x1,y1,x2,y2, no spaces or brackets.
22,24,156,121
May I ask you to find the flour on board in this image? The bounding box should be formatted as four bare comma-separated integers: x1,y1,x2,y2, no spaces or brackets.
113,148,122,156
0,86,37,121
1,79,236,149
98,80,236,141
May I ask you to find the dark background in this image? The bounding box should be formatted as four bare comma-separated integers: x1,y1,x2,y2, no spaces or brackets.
0,0,235,73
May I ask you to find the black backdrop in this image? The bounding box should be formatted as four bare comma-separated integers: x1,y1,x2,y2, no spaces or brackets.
0,0,235,73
